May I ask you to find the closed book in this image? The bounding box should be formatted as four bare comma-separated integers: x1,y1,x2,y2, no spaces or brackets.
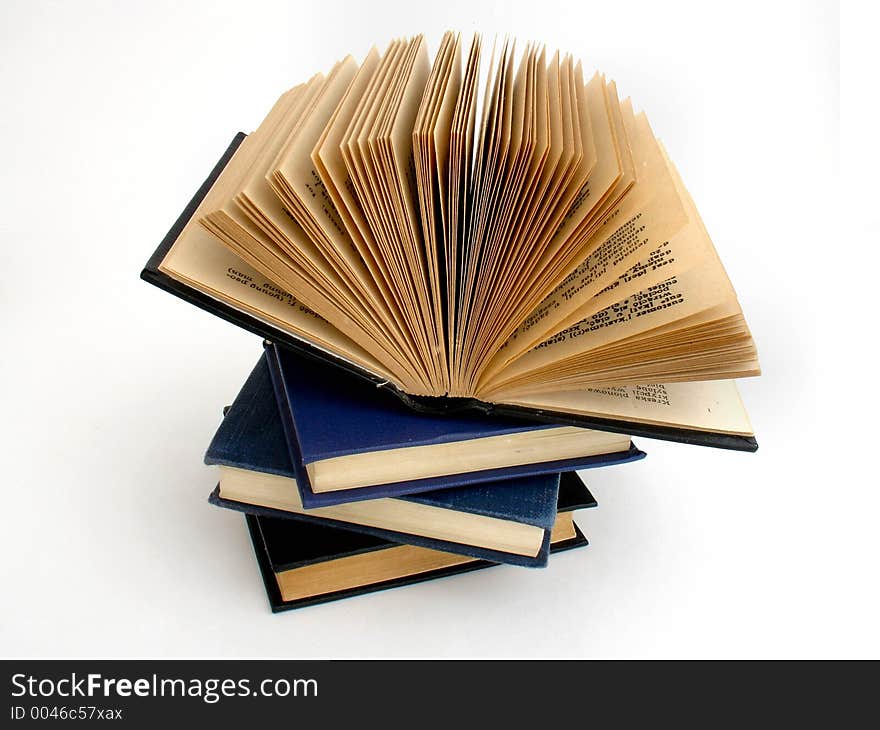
265,342,643,507
142,134,758,452
206,354,602,566
248,492,591,612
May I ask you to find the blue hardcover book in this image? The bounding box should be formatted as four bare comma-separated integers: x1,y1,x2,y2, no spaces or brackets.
206,356,601,567
265,342,645,507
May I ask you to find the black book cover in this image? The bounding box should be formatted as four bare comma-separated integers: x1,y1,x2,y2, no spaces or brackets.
142,133,758,452
247,513,590,613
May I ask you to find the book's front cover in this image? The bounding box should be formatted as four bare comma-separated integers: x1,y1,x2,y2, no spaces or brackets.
264,343,645,506
246,513,590,612
270,342,564,461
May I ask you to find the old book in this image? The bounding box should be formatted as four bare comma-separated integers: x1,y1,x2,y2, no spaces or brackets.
247,485,591,611
264,344,641,506
143,32,760,450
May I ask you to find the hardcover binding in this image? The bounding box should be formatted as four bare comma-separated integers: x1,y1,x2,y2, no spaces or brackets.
263,341,645,507
209,471,596,568
142,133,758,452
246,513,590,613
212,487,553,568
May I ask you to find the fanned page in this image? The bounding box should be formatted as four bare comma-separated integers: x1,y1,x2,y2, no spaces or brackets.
156,32,760,439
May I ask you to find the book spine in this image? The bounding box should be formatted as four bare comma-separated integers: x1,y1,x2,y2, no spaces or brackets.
263,345,319,502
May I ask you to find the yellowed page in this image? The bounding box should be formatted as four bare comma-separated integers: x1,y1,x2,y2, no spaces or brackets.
456,42,525,383
387,35,442,382
219,467,543,556
198,74,422,383
160,219,395,381
311,48,423,368
462,45,536,365
468,52,600,376
242,59,423,379
544,73,621,255
455,58,597,391
488,110,689,376
511,78,637,317
498,379,754,436
270,57,361,258
484,260,741,390
433,33,462,248
445,33,481,385
313,47,384,264
307,427,631,491
414,32,461,389
465,46,551,348
363,37,438,385
486,149,726,382
345,40,435,376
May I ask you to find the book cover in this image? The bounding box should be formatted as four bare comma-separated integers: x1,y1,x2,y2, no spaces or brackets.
247,508,590,613
216,470,597,527
212,472,595,567
265,343,644,507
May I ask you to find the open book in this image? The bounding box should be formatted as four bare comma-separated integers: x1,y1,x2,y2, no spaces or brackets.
143,32,760,450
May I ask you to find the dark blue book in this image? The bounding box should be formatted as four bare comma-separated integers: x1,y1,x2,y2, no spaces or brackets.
265,342,645,507
206,355,602,567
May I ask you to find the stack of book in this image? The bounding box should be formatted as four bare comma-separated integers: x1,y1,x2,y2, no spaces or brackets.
206,344,644,610
141,33,759,610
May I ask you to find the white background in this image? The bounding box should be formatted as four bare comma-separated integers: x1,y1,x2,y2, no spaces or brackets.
1,0,874,658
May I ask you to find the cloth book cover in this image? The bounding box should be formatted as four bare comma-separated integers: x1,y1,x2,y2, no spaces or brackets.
264,342,644,507
212,474,596,569
205,353,603,567
141,133,757,453
247,490,591,613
